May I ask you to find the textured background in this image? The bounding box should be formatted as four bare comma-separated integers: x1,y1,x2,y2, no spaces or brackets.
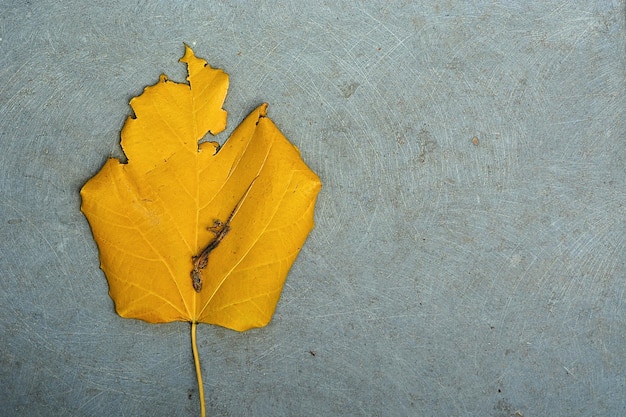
1,1,625,416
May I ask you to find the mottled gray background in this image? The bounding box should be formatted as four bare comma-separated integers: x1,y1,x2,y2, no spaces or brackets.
1,1,625,416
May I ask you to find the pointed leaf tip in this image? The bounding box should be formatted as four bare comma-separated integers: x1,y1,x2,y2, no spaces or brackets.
180,43,197,64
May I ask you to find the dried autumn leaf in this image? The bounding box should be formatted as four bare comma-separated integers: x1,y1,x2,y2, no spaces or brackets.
80,45,321,416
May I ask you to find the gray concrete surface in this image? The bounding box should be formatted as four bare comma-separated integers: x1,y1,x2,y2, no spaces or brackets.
1,1,625,416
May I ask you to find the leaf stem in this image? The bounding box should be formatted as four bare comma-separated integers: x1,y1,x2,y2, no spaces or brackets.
191,322,206,417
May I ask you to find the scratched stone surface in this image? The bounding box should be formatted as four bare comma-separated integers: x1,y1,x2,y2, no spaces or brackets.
1,1,625,416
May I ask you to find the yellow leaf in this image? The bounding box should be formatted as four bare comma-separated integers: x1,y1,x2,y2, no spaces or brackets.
80,46,321,416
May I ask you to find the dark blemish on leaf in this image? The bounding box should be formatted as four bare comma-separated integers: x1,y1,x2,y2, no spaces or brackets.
191,218,231,292
191,178,258,292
